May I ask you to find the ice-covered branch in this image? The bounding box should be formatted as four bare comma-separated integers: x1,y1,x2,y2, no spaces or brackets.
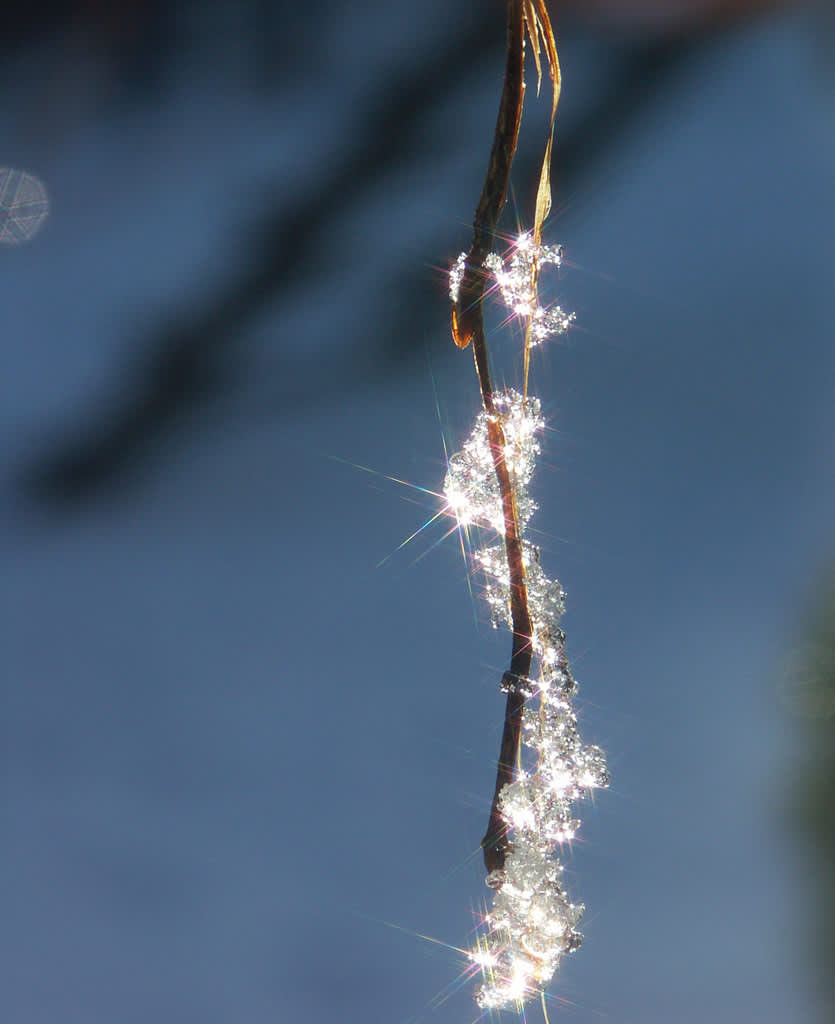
450,234,575,350
442,1,607,1009
443,383,608,1010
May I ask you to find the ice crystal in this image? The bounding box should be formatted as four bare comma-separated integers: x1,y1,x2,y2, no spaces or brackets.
444,392,543,535
449,233,575,343
449,251,468,302
477,542,566,638
443,385,608,1010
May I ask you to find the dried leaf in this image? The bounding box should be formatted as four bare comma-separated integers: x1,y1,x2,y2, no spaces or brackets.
451,304,472,349
531,0,561,245
522,0,543,95
524,0,562,395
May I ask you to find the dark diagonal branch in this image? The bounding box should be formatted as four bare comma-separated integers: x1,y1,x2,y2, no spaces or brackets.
20,18,716,511
452,0,535,876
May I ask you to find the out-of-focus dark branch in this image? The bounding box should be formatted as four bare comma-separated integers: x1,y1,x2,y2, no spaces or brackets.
15,8,503,505
18,24,717,509
789,568,835,1017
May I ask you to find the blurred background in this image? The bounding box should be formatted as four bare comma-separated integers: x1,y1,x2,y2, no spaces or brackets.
2,1,833,1022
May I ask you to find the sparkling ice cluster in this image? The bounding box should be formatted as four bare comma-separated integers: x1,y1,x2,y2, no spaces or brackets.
444,383,608,1005
449,232,575,344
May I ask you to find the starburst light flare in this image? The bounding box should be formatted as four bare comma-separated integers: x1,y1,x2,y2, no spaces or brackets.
443,388,609,1010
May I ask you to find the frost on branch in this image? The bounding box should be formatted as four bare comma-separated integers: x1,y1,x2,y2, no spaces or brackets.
450,233,576,345
443,390,609,1011
444,392,543,535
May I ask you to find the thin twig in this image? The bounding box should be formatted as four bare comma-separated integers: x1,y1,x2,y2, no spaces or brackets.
452,0,534,876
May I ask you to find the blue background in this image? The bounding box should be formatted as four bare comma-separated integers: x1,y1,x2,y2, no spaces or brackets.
2,3,833,1022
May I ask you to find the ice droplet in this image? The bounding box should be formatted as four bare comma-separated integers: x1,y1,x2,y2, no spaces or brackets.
485,869,507,890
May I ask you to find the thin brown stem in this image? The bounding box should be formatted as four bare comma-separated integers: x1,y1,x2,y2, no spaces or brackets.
452,0,534,875
452,0,525,357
